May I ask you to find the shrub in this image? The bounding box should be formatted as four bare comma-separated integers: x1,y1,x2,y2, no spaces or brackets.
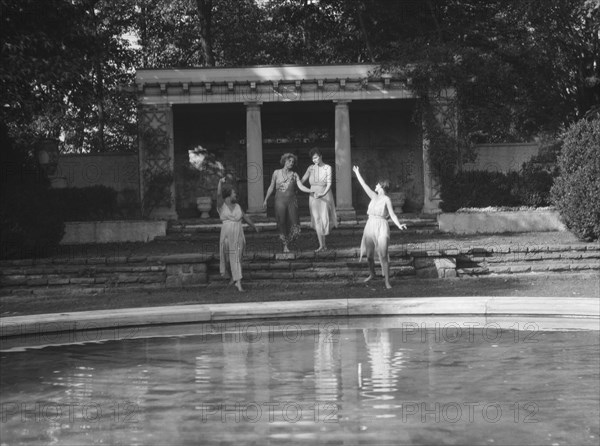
551,116,600,241
51,186,119,221
440,170,521,212
516,140,561,207
0,124,65,259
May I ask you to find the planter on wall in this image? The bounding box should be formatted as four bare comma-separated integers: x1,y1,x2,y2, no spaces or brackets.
196,196,213,218
388,191,406,214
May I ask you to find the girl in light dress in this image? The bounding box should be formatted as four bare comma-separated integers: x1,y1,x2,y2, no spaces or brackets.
352,165,407,289
217,177,260,292
296,148,338,252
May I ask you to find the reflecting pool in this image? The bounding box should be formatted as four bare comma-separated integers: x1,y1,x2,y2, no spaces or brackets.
1,317,598,445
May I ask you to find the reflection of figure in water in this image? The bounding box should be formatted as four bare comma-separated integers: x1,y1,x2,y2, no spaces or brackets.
353,165,407,289
217,177,260,292
314,326,340,400
297,148,338,252
263,153,301,253
363,329,405,392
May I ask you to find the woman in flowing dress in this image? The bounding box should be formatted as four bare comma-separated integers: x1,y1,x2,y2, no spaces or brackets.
217,177,260,292
263,153,301,253
297,148,337,252
352,165,407,289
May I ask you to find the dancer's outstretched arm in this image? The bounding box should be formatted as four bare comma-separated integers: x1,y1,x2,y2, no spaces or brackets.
385,197,407,230
263,171,277,208
352,165,376,200
296,172,311,193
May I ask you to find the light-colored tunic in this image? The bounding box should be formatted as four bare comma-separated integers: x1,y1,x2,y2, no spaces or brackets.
308,164,337,236
218,202,245,281
360,196,391,264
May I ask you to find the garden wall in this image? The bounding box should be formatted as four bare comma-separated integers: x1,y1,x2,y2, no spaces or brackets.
60,220,167,244
438,210,566,234
55,153,139,195
465,143,539,173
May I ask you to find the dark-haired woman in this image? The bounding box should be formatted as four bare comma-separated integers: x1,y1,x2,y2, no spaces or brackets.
352,165,407,289
263,153,301,253
217,177,260,292
298,148,337,252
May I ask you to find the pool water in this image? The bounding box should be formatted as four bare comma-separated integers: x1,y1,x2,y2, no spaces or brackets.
1,317,598,445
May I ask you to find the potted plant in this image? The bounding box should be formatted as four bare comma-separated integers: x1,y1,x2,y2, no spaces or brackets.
187,146,225,218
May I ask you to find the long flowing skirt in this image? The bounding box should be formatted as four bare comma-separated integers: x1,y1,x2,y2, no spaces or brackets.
309,189,337,236
274,190,301,243
219,220,246,281
360,216,390,268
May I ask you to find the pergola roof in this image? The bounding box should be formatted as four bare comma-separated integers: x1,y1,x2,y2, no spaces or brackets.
135,64,415,105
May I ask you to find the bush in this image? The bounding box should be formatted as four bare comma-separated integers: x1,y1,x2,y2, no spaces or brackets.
440,170,521,212
516,141,561,207
0,124,65,259
551,116,600,241
51,186,119,221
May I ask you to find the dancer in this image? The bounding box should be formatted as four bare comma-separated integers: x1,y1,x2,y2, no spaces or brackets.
217,177,260,292
298,148,337,252
352,165,407,289
263,153,301,253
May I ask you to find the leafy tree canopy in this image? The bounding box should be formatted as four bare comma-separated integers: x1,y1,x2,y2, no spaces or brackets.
1,0,598,153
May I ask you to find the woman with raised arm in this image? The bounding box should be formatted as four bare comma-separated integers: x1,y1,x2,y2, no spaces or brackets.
352,165,407,289
217,177,260,292
297,148,337,252
263,153,301,253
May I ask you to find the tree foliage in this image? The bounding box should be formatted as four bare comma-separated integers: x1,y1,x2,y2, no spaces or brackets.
1,0,598,154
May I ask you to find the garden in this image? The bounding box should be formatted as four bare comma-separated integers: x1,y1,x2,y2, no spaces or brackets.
1,0,599,259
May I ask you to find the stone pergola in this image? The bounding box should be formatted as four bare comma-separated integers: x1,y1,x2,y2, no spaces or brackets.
135,64,447,219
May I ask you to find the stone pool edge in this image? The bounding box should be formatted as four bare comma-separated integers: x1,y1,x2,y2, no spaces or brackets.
1,296,598,338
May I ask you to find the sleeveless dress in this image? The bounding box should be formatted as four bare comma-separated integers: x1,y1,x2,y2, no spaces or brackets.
218,202,245,281
308,164,337,236
360,196,391,264
273,169,301,244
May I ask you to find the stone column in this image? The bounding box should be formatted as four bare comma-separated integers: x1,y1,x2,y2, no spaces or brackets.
422,88,456,214
334,100,356,219
421,126,440,214
245,102,266,216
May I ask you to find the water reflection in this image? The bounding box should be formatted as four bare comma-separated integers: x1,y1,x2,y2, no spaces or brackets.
1,322,598,445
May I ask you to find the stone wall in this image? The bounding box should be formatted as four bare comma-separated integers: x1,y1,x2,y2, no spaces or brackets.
55,153,139,202
465,143,539,173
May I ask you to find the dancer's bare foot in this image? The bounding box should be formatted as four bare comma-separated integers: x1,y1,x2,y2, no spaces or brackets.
235,281,245,292
315,246,324,253
385,281,392,289
363,274,375,283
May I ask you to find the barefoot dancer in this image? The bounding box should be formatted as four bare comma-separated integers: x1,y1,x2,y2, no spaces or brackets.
297,148,337,252
217,177,260,292
352,165,407,289
263,153,301,253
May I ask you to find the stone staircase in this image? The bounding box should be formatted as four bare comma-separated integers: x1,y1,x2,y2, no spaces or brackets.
160,213,440,241
0,212,598,297
455,244,600,277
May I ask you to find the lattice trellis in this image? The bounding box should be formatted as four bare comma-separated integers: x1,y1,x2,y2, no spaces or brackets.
138,105,174,214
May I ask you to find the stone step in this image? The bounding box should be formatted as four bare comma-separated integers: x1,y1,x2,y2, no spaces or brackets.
166,215,439,235
1,243,597,297
457,261,600,276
